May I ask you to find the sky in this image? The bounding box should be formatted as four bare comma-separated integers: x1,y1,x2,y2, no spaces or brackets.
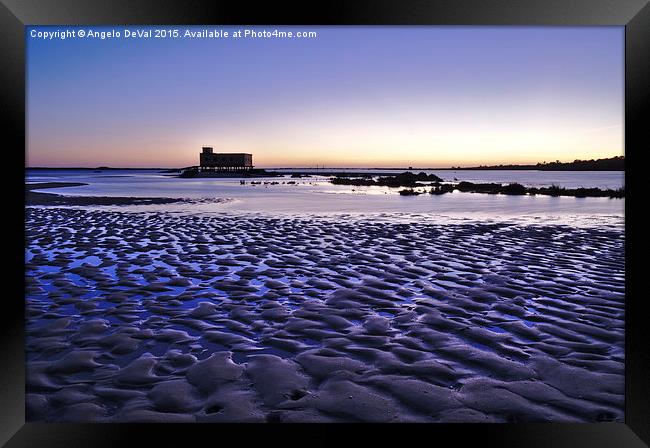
27,26,624,168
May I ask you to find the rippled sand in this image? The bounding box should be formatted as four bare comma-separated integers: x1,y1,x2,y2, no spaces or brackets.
25,208,624,423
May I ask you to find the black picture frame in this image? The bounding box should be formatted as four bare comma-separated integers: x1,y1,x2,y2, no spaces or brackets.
2,0,649,446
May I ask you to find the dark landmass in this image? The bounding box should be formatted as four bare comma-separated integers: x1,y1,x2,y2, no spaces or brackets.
332,171,444,188
25,182,209,206
398,188,422,196
451,156,624,171
26,182,88,190
28,193,193,206
455,181,624,198
397,182,624,198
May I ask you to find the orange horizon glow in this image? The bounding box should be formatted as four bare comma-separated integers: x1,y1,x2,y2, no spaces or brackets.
27,123,623,168
27,26,624,169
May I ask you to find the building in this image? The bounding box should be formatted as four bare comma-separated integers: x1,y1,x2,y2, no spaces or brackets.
198,147,253,172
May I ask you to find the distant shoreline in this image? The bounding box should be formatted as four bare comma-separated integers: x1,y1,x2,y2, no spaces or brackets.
25,156,624,172
26,167,625,172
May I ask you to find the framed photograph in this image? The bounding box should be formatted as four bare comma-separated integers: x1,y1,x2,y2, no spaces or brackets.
2,0,649,446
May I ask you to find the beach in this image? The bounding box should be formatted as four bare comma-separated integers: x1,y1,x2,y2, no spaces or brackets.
26,204,625,422
24,24,628,427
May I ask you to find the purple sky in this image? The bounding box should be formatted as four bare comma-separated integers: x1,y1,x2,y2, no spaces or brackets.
27,26,624,168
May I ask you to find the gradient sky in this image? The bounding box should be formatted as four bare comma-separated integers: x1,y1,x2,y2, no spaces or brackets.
27,26,624,168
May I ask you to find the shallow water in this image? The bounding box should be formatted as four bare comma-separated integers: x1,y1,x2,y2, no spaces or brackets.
271,168,625,189
24,169,626,423
26,169,624,225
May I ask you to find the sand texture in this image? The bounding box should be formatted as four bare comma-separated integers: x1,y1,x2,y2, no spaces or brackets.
26,208,624,423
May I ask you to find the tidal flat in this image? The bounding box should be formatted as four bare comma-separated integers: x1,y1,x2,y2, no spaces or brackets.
25,207,624,423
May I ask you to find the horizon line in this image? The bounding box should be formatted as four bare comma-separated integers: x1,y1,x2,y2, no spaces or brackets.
25,155,625,171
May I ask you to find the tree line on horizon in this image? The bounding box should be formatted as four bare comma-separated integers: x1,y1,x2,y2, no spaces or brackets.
452,156,624,171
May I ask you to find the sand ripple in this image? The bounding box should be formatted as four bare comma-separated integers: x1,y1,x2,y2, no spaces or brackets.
25,208,624,422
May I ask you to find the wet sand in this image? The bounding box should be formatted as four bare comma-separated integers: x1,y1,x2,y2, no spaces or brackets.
25,208,624,423
26,182,227,206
